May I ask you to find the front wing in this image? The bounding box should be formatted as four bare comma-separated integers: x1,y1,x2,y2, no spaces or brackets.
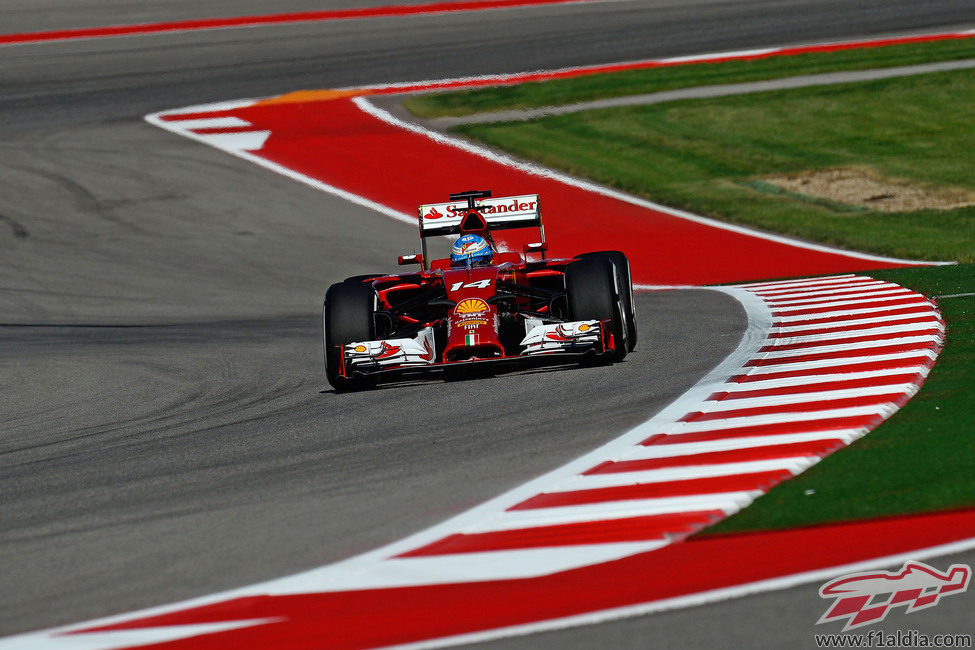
337,320,611,380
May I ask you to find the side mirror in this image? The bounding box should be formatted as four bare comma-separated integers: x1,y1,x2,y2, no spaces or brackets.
523,242,548,257
398,253,423,266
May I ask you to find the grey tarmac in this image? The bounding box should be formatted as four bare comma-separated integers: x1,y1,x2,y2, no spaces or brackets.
1,0,973,646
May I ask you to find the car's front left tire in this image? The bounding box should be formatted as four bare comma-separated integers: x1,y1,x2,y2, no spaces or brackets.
576,250,637,351
565,256,629,362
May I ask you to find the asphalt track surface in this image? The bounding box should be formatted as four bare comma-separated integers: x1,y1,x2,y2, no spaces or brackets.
2,0,974,645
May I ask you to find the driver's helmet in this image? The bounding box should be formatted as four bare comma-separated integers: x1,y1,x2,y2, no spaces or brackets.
450,234,493,267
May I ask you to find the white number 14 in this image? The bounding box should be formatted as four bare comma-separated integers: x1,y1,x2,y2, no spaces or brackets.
449,279,493,291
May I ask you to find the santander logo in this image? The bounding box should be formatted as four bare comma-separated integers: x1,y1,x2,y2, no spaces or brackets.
817,561,970,630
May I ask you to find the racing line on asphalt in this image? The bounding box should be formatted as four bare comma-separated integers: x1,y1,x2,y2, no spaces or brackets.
5,27,974,650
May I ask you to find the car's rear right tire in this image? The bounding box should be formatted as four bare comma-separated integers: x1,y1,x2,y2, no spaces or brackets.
565,256,629,362
323,281,378,392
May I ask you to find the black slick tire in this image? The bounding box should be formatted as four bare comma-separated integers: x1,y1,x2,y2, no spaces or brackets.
323,281,378,391
577,251,637,351
565,256,629,362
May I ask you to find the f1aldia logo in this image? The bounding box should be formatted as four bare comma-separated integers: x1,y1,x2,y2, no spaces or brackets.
817,561,970,631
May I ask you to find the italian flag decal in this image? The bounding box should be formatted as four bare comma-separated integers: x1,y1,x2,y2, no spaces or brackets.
465,333,476,346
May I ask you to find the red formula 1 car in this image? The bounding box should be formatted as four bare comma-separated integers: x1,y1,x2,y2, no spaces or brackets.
322,190,636,391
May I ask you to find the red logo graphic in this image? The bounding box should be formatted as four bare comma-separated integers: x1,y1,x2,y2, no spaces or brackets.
455,298,488,316
425,207,443,220
374,341,401,360
545,325,574,342
817,561,970,630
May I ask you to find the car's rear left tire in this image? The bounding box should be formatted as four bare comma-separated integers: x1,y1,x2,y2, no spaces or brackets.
565,256,629,362
323,281,378,392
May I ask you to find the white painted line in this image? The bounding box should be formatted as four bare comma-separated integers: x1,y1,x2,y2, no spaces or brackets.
466,493,760,533
717,367,931,392
773,300,933,322
156,98,258,114
772,293,926,313
633,283,700,291
756,280,891,298
661,47,779,63
551,458,812,490
701,384,916,411
750,279,884,295
196,130,271,152
621,431,865,459
743,349,938,374
773,312,941,333
758,333,942,359
765,287,913,306
771,322,944,344
741,274,859,289
675,405,893,432
164,116,251,130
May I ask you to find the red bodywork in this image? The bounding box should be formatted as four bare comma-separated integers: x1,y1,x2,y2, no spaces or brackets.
330,191,621,382
442,267,503,360
334,252,612,380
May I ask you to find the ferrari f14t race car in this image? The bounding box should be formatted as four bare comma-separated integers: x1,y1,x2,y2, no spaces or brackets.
322,190,636,391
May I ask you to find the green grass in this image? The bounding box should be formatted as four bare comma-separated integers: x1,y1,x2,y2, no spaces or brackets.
705,263,975,533
406,37,975,117
454,69,975,262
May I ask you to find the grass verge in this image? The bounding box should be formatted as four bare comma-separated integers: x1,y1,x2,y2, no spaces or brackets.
453,69,975,262
405,36,975,117
705,263,975,533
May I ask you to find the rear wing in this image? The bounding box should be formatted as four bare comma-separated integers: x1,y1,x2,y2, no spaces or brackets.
414,191,545,269
418,193,541,237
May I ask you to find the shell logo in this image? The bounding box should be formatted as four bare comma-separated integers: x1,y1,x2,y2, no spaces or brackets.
578,323,590,332
354,344,368,353
455,298,488,315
